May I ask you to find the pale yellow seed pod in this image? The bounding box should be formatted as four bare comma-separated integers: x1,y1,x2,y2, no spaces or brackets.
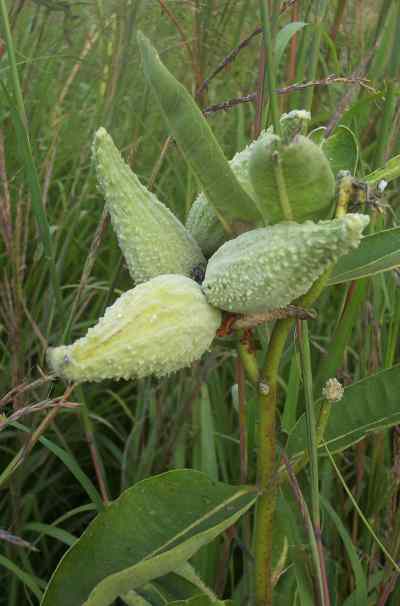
93,128,206,284
202,214,369,314
47,275,221,382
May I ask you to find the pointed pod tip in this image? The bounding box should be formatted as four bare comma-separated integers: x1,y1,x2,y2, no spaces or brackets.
47,346,73,380
94,126,108,140
343,212,370,238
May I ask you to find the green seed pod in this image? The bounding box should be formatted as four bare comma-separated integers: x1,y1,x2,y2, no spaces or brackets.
186,131,269,257
93,128,206,284
47,275,221,382
249,134,336,224
202,214,369,314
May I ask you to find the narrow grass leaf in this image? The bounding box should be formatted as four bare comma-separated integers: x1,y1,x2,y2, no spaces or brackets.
0,553,43,601
321,498,368,604
24,522,77,547
37,436,104,512
0,3,63,312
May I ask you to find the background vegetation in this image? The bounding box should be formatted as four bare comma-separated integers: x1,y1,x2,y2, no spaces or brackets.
1,0,400,604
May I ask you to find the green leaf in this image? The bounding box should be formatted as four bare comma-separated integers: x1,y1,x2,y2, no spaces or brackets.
41,470,257,606
321,498,368,605
24,522,76,547
122,569,212,606
167,597,232,605
287,365,400,457
310,125,359,175
137,32,261,233
0,553,43,601
329,227,400,285
275,22,307,66
365,154,400,184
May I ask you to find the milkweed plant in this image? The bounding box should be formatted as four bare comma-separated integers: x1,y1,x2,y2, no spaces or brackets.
42,31,400,606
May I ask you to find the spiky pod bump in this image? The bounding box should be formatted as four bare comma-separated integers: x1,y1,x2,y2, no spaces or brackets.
249,134,336,224
47,275,221,382
93,128,205,283
202,214,370,314
186,131,269,257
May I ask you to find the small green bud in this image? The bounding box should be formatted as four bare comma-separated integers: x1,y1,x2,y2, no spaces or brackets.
47,275,221,382
249,134,336,224
280,110,311,143
202,214,369,314
93,128,205,283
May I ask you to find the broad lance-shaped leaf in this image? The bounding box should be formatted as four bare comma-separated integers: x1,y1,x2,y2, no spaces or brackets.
40,470,257,606
47,275,221,383
93,128,205,284
286,364,400,457
167,598,232,605
309,125,359,175
137,32,262,234
122,563,217,606
328,227,400,285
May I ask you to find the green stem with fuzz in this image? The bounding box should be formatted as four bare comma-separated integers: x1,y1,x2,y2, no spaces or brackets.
254,267,337,605
252,125,356,605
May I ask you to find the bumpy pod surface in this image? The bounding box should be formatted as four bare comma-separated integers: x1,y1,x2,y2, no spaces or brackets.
202,214,369,314
249,134,335,224
186,131,269,257
47,275,221,382
93,128,205,283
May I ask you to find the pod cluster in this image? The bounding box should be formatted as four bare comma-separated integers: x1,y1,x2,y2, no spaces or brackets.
48,112,369,384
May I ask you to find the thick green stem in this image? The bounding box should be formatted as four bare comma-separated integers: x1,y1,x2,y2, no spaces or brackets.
253,147,357,604
254,317,292,606
254,268,334,605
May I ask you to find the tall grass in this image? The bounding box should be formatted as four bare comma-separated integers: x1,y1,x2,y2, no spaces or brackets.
1,1,400,604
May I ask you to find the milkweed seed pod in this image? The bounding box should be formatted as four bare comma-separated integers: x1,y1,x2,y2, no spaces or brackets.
186,131,269,257
47,275,221,383
249,134,336,225
93,128,206,284
202,214,369,314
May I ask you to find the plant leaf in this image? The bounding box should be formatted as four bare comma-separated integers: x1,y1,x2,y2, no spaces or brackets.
309,125,359,175
40,470,257,606
364,154,400,184
167,597,232,605
137,32,262,233
321,498,368,604
122,569,212,606
275,22,307,66
287,365,400,457
329,227,400,285
0,554,43,601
